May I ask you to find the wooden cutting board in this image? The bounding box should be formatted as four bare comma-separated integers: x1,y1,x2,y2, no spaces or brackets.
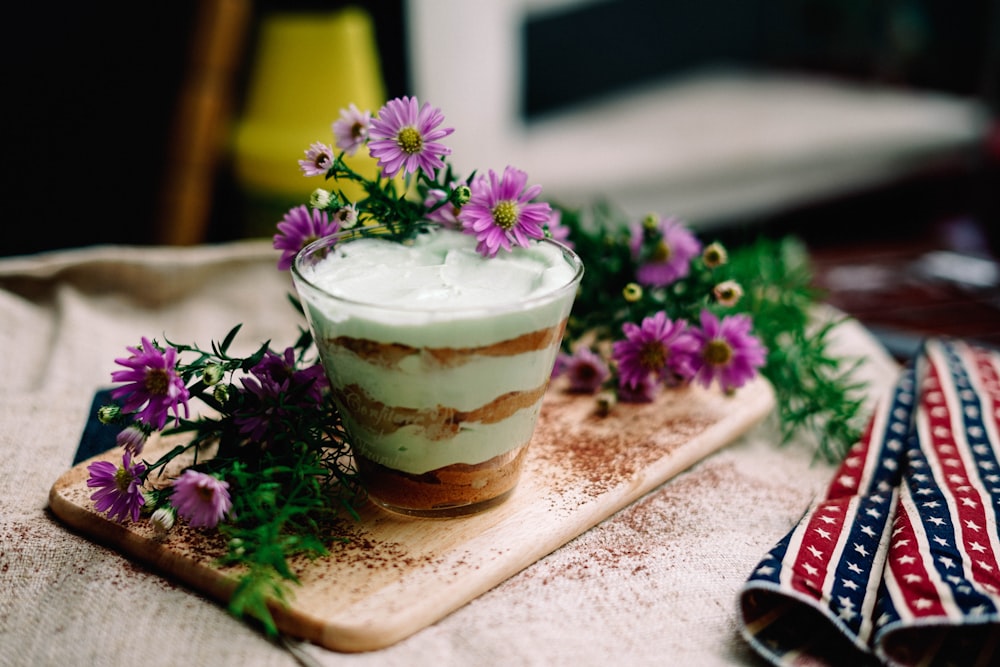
49,376,775,653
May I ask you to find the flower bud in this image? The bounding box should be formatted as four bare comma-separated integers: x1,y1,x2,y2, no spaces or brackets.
702,242,728,268
150,507,175,536
622,282,643,303
309,188,332,210
213,383,230,404
116,424,149,455
595,390,617,417
713,280,744,307
202,364,224,386
334,203,359,229
98,404,121,424
229,537,245,556
450,184,471,206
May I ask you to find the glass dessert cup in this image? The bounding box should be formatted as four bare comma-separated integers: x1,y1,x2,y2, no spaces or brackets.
291,224,584,517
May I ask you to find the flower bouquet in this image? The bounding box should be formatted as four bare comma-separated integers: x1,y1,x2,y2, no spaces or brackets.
88,96,865,634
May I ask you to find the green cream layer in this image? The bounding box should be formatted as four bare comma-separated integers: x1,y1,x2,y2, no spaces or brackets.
342,399,544,474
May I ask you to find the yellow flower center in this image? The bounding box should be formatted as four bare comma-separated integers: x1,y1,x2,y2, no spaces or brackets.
114,466,133,493
703,340,733,366
492,200,519,230
650,240,672,263
640,343,666,370
144,368,169,397
396,126,423,155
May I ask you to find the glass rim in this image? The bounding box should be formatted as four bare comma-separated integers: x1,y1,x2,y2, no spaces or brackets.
290,223,585,315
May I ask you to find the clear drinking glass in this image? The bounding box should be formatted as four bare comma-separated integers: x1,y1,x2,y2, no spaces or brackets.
291,224,584,517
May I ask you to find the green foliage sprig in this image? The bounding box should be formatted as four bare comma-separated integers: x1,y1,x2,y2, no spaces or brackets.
556,200,867,462
99,317,362,636
723,237,869,461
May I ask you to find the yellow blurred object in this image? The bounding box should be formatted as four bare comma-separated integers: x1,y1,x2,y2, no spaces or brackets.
232,7,386,236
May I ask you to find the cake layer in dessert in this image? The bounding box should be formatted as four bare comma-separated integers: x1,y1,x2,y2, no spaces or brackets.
354,444,529,513
335,380,546,474
319,319,566,411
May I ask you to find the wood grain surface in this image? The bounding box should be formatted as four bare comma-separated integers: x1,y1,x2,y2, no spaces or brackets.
49,376,775,652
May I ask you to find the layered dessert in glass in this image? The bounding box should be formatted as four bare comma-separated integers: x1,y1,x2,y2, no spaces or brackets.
292,224,583,516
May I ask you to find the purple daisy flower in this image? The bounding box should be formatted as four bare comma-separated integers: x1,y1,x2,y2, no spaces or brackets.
368,96,453,179
458,166,550,257
611,311,698,391
234,349,328,441
629,216,702,287
273,205,339,271
617,371,661,403
253,347,328,401
332,103,372,156
171,470,232,529
688,310,767,393
110,338,190,431
234,373,284,442
298,142,335,177
560,346,610,393
87,452,146,523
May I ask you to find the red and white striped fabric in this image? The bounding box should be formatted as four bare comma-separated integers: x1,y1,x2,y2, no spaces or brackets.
740,338,1000,666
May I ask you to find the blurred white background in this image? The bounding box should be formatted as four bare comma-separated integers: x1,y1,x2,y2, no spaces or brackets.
406,0,992,229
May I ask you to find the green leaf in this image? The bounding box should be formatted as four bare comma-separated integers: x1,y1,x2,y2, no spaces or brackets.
220,324,243,354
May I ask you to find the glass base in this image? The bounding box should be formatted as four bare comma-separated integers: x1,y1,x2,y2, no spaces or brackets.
368,485,517,518
355,445,529,518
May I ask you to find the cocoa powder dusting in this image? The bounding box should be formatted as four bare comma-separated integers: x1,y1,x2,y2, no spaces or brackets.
530,383,718,499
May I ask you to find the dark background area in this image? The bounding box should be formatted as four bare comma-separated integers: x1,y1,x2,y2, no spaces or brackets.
3,0,997,256
1,0,411,256
3,1,999,352
3,3,201,251
522,0,999,117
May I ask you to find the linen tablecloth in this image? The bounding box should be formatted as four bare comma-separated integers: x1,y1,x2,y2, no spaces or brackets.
1,240,901,666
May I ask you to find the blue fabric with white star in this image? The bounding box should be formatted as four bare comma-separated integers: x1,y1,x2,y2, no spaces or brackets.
739,338,1000,666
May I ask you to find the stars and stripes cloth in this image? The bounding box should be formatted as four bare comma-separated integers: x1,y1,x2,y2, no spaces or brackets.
740,338,1000,666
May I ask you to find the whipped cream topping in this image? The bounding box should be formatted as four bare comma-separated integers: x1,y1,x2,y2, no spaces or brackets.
303,228,578,310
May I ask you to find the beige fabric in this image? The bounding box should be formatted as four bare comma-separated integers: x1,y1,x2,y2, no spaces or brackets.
0,241,898,666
